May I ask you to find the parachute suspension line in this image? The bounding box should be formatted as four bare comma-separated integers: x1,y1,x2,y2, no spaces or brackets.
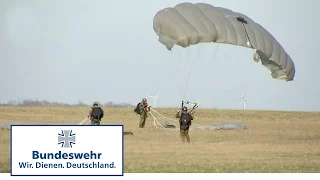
149,110,164,128
221,45,239,65
183,45,201,100
233,49,259,85
176,50,185,98
227,46,241,63
196,43,220,90
211,44,220,62
206,43,221,88
167,50,184,99
182,48,190,99
150,107,178,127
233,48,247,63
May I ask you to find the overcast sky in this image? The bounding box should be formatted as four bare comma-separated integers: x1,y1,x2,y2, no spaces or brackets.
0,0,319,112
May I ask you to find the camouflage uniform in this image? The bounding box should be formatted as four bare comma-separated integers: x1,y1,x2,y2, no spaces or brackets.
88,103,104,125
179,106,194,143
91,118,100,125
139,98,150,128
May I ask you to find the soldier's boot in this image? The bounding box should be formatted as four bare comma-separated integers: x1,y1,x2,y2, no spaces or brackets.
139,113,147,128
180,130,185,143
186,134,190,143
139,119,145,128
142,118,146,127
184,130,190,143
91,119,100,125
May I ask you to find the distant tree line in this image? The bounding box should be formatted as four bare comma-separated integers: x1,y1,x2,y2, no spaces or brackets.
0,99,135,108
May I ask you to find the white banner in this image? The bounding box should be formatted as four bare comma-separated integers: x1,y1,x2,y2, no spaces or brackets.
0,173,319,180
11,125,123,176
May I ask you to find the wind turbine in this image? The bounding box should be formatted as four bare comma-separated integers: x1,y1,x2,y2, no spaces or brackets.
148,93,159,108
240,92,247,110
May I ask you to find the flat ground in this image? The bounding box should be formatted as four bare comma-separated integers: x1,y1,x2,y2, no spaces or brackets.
0,106,320,173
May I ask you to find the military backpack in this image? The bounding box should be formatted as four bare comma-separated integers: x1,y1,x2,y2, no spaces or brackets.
180,113,192,130
133,103,141,114
91,107,103,119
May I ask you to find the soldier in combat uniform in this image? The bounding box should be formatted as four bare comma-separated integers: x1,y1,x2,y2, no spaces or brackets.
88,102,104,125
138,98,150,128
179,106,194,143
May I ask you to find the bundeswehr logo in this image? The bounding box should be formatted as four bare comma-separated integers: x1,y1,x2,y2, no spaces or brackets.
58,130,76,148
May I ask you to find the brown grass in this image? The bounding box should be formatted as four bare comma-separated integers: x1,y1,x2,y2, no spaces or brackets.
1,106,320,173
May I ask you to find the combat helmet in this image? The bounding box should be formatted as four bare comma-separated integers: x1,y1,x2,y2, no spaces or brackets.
142,98,147,103
182,106,188,112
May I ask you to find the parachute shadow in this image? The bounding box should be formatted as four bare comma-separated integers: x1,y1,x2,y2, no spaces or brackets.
191,122,248,131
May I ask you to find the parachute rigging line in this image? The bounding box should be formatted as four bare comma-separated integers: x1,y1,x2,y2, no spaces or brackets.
211,44,220,62
237,16,254,49
182,48,191,99
166,50,184,99
233,48,249,63
228,46,241,62
183,45,201,100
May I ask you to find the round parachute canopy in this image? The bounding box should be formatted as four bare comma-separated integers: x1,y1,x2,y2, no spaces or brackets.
153,2,295,81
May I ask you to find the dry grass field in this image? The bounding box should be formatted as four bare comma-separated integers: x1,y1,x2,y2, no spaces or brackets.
0,106,320,173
